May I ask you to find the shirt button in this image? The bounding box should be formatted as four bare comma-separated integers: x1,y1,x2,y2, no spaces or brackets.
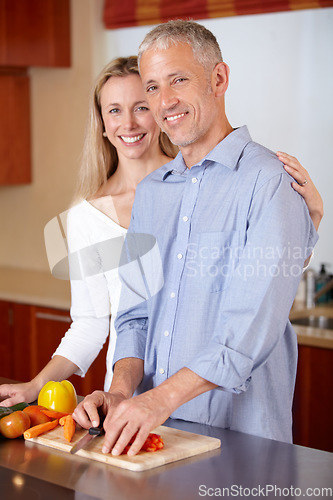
182,216,189,222
159,368,165,374
177,253,183,260
170,292,176,298
164,330,170,337
192,177,198,183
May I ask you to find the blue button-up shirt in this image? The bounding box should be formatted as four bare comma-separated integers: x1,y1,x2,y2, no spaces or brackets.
114,126,318,443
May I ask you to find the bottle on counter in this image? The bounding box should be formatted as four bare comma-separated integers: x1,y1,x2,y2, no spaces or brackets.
329,274,333,303
294,274,306,307
306,269,316,309
315,264,330,304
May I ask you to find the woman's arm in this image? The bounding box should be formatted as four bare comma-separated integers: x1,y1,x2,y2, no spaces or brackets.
277,151,324,232
0,355,79,406
0,206,112,407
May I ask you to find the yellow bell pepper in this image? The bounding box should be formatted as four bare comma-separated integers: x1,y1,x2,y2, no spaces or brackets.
38,380,77,413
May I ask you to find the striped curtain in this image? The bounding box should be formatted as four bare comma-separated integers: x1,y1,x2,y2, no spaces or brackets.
103,0,333,29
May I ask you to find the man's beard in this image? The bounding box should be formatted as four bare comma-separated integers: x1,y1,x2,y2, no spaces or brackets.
160,126,198,148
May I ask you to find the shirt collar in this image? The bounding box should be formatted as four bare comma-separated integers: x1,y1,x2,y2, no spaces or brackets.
162,125,252,181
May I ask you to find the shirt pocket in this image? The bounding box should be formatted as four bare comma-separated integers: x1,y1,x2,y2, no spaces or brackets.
186,230,240,293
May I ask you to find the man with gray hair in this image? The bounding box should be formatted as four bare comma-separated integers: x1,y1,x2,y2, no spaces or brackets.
73,20,317,456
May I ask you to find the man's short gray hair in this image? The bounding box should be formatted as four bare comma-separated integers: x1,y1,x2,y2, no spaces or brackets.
138,19,223,74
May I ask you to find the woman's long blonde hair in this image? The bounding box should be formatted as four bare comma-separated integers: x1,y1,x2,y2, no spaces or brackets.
74,56,177,203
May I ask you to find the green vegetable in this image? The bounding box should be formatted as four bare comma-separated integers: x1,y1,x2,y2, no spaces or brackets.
0,402,29,420
0,408,12,420
8,402,29,412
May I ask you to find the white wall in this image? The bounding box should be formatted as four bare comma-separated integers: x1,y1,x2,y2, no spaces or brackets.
96,8,333,274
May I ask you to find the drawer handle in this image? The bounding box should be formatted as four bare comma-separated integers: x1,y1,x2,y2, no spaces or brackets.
35,312,71,323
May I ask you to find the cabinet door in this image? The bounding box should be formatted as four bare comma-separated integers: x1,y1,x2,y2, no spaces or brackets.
0,301,108,396
30,306,71,377
12,302,34,382
293,345,333,452
31,306,107,397
0,71,31,185
0,300,32,380
0,300,14,378
0,0,70,67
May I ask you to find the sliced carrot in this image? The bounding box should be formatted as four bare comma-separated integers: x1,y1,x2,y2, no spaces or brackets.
59,416,66,426
62,415,76,443
59,415,70,426
40,409,70,419
24,419,59,439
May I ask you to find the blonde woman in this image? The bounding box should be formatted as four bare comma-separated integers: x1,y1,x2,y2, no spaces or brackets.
0,57,322,406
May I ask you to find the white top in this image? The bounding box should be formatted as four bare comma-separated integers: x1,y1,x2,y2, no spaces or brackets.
53,200,127,391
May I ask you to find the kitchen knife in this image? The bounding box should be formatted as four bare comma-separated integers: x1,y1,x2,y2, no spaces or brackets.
70,421,105,455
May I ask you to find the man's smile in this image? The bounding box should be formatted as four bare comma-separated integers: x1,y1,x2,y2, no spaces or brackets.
164,113,186,122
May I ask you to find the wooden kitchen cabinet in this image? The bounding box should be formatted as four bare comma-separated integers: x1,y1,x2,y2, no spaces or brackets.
0,301,32,380
0,300,107,397
0,69,31,185
11,302,34,382
30,305,108,396
0,300,13,378
0,0,71,185
292,344,333,452
0,0,70,67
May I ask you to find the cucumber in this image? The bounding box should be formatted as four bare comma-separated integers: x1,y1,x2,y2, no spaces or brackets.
8,402,29,412
0,402,29,420
0,407,12,420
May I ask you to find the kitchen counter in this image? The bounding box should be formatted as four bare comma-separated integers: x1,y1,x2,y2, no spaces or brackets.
290,303,333,349
1,413,332,499
0,266,70,310
0,378,332,500
292,323,333,349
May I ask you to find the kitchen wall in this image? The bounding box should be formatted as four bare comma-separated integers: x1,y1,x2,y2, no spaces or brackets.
0,0,332,275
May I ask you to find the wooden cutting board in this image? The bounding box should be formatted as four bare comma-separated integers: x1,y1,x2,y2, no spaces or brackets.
26,424,221,472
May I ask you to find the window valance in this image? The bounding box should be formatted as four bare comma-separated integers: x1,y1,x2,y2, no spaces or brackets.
103,0,332,29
